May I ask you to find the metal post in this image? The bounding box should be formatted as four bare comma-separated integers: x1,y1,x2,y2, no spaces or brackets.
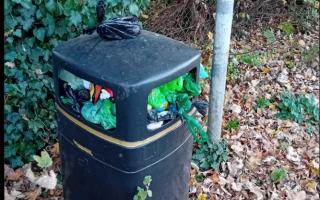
207,0,234,141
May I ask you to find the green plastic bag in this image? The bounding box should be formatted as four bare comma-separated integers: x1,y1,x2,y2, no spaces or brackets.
99,99,116,130
81,100,116,130
81,100,103,124
59,69,84,90
183,73,201,96
159,76,184,96
148,88,166,109
176,93,192,113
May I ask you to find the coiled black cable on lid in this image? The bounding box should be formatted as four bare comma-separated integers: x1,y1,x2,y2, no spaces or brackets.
83,0,141,40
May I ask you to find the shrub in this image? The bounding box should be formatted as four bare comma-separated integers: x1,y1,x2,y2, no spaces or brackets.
4,0,149,168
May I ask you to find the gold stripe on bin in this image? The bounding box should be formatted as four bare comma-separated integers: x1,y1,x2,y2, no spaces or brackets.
56,104,196,148
73,140,93,156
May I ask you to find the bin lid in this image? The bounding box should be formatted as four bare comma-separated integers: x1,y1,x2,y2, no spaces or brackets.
53,30,199,87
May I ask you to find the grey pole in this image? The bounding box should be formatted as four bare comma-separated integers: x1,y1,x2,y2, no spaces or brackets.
207,0,234,141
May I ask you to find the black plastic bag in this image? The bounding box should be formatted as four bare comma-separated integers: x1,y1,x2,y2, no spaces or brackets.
63,84,81,113
97,16,141,40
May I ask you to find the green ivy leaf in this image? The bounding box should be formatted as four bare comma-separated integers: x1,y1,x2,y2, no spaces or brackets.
11,157,24,168
23,18,34,31
13,29,22,37
33,28,46,42
45,0,56,14
33,150,53,168
5,145,16,158
4,51,17,61
129,3,140,16
69,11,82,26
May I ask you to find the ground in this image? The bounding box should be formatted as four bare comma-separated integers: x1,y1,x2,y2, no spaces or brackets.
4,3,320,200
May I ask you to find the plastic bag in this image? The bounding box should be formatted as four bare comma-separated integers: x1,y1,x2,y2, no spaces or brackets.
81,99,116,130
159,76,184,96
64,84,81,113
59,70,84,90
81,100,103,124
76,89,90,103
193,99,208,116
99,99,116,130
96,16,141,40
148,88,166,109
176,93,192,113
199,64,209,79
183,73,201,96
147,110,176,123
60,97,73,105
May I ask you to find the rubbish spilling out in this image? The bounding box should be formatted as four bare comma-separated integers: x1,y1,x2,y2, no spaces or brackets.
58,65,208,131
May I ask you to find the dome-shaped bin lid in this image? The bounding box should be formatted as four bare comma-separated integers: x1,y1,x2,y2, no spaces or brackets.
53,30,200,89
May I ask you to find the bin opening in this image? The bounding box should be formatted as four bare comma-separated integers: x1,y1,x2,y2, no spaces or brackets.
146,69,201,131
58,69,116,131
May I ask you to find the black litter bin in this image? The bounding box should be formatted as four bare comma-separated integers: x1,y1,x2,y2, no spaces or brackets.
53,30,200,200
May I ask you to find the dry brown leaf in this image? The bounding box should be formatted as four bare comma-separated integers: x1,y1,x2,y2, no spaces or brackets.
261,67,272,74
209,172,220,184
6,168,24,181
26,168,57,190
197,193,207,200
286,190,307,200
24,188,41,200
50,143,60,157
301,180,317,190
4,187,25,200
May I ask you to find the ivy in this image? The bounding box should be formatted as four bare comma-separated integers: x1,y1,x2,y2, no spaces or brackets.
4,0,149,168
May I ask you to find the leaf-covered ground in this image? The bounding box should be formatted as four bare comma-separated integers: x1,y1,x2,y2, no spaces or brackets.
4,11,319,200
188,22,320,200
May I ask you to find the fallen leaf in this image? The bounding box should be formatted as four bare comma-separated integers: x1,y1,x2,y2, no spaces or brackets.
35,170,57,190
231,182,242,192
261,67,271,74
286,190,307,200
6,168,24,181
26,167,57,190
251,79,260,87
4,187,25,200
298,39,305,46
24,188,41,200
197,193,207,200
301,180,317,190
230,104,242,114
277,69,289,84
244,181,264,200
286,146,300,162
50,143,60,157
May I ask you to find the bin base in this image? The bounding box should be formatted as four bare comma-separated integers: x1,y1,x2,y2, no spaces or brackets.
60,134,193,200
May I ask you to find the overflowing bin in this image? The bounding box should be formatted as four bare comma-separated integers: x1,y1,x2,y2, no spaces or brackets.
53,30,200,200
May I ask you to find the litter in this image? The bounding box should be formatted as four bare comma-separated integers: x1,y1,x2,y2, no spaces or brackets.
183,73,201,96
59,70,116,130
159,76,184,96
59,70,84,90
148,88,166,109
199,64,209,79
81,99,116,129
192,99,208,116
63,84,81,113
76,89,90,103
147,110,176,123
147,121,164,130
58,69,204,132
